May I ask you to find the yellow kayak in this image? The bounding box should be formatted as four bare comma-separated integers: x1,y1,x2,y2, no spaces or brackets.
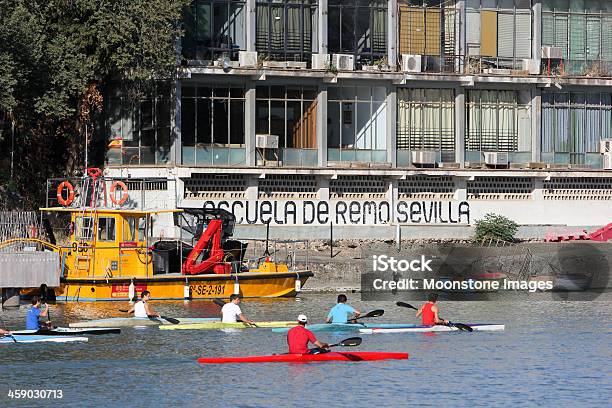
159,321,297,330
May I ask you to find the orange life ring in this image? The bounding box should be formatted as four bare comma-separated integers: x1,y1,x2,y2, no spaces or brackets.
110,181,129,206
57,181,75,206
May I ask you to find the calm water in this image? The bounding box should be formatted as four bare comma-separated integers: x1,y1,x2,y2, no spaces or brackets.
1,294,611,408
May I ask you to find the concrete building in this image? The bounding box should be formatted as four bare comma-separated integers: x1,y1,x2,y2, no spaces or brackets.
98,0,612,240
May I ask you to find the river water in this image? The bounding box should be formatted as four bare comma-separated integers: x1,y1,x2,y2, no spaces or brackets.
1,293,611,407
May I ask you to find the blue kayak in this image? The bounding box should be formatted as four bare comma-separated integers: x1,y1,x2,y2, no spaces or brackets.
271,323,417,333
1,335,89,344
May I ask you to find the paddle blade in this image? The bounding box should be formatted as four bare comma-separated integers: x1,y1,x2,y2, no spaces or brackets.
119,309,129,313
364,309,384,318
451,322,473,332
338,337,362,347
160,316,180,324
212,299,226,308
396,301,418,311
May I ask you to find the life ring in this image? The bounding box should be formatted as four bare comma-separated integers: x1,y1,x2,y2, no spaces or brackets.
110,181,129,206
87,167,103,179
57,181,75,206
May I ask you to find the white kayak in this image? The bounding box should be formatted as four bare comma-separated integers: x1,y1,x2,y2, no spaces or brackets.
12,327,120,336
1,335,89,344
69,317,218,328
359,324,505,334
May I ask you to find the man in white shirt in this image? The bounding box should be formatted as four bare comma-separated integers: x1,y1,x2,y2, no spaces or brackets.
128,291,160,318
221,294,255,324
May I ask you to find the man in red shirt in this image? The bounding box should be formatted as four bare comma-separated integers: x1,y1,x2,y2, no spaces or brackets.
416,293,449,326
287,314,329,354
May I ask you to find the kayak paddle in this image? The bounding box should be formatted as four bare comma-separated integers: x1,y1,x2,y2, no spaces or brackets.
211,298,258,327
396,301,418,310
309,337,362,354
396,301,473,332
119,309,180,324
329,337,362,347
350,309,384,321
1,334,17,343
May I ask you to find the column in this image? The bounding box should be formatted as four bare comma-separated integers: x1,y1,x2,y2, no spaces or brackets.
170,77,182,165
532,1,542,60
531,87,541,162
386,84,397,167
317,86,328,167
245,83,256,166
457,0,466,72
455,87,465,167
318,0,328,55
246,0,256,52
387,0,397,68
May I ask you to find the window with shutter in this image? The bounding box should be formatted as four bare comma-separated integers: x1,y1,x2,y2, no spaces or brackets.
497,13,514,58
515,12,531,58
481,11,498,57
586,17,601,60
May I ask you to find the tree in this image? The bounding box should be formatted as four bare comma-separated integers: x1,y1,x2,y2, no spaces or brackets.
473,213,519,244
0,0,190,209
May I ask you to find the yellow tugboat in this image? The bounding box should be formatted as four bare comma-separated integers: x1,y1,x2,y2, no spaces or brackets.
0,170,312,301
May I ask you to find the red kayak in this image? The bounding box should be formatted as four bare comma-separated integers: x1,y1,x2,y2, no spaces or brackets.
197,352,408,364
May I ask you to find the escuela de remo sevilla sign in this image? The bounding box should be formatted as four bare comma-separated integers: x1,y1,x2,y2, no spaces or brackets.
200,200,470,225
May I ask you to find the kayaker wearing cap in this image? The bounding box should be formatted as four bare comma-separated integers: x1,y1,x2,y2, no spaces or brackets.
416,293,448,326
25,296,50,330
325,294,361,324
287,315,329,354
127,290,160,318
221,294,255,324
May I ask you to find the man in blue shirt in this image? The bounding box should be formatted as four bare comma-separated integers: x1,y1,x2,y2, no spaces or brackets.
325,294,361,324
25,296,49,330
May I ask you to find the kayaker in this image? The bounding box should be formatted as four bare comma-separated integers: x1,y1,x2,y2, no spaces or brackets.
416,293,448,326
127,291,160,318
0,328,11,335
287,315,329,354
325,294,361,324
25,296,50,330
221,294,255,324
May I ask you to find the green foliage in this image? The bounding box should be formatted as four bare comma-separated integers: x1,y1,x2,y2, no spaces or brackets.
473,213,519,244
0,0,189,209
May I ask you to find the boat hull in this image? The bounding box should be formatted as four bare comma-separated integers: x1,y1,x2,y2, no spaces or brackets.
46,271,313,302
359,324,505,334
159,321,297,330
271,323,418,333
1,335,88,344
197,352,409,364
11,327,120,336
69,317,218,328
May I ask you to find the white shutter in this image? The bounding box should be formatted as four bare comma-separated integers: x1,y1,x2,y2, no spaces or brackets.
603,17,612,61
586,17,601,60
515,13,531,58
497,13,514,58
466,11,481,56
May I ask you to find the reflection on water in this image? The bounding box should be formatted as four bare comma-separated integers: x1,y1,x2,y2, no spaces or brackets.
1,293,611,407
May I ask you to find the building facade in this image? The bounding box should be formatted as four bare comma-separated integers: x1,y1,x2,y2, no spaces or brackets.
101,0,612,239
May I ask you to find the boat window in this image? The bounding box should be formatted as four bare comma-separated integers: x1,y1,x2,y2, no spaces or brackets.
75,217,94,241
138,218,147,242
124,217,137,241
98,217,116,241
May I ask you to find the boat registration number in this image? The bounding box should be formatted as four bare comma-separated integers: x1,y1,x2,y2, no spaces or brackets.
191,284,225,296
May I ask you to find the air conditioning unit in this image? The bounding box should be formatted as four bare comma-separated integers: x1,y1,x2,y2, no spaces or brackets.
483,152,510,166
312,53,330,70
401,54,422,73
603,152,612,170
411,150,437,165
239,51,258,68
522,59,541,75
600,139,612,153
256,134,279,149
332,54,355,71
541,46,563,59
